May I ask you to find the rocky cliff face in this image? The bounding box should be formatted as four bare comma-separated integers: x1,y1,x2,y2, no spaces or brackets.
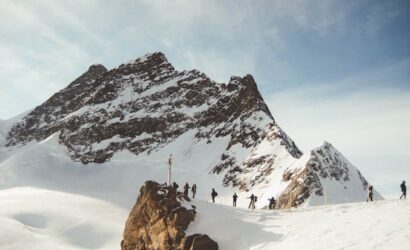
276,142,381,208
6,64,107,145
4,51,380,208
122,181,218,250
6,52,301,192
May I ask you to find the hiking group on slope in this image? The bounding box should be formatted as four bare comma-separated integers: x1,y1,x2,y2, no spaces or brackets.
171,180,407,210
171,181,198,200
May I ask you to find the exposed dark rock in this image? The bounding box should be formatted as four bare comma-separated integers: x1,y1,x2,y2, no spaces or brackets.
6,63,107,146
6,52,302,190
275,142,368,208
122,181,218,250
182,234,218,250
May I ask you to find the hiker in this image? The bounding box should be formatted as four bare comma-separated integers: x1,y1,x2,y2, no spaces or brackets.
233,193,238,207
172,182,179,191
248,194,256,209
191,184,197,199
367,185,374,202
183,182,190,197
268,197,276,209
168,155,172,185
211,188,218,203
400,181,407,199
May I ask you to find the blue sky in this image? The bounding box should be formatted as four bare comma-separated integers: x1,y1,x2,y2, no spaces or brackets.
0,0,409,197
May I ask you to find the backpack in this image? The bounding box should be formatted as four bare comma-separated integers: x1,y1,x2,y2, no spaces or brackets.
254,196,258,202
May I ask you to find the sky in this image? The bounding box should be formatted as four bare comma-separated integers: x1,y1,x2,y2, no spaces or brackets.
0,0,409,198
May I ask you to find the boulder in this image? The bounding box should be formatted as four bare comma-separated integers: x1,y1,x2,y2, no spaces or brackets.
122,181,218,250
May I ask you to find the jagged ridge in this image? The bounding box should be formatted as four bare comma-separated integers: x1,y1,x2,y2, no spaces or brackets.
4,52,379,207
276,142,382,208
6,52,301,191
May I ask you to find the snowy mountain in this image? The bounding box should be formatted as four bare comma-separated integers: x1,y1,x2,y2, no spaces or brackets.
276,141,383,208
1,52,379,209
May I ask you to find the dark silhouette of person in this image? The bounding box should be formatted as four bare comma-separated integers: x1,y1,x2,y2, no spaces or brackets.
233,193,238,207
183,182,190,197
248,194,256,209
211,188,218,203
367,185,374,202
191,184,197,199
400,181,407,199
268,197,276,209
172,182,179,190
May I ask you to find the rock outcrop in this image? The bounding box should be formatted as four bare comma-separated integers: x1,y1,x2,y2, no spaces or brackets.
122,181,218,250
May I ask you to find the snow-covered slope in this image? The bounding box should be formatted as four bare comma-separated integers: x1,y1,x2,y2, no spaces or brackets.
186,199,410,250
1,185,407,250
1,51,380,209
0,114,27,162
0,187,127,250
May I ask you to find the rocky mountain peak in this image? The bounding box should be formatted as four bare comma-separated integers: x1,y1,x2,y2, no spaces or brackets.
135,51,168,64
6,52,304,193
317,140,333,148
69,64,107,88
125,51,169,70
276,141,377,208
6,63,107,146
5,51,376,208
112,51,176,84
88,63,107,72
227,74,271,119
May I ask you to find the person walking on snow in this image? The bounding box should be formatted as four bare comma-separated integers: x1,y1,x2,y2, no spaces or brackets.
268,197,276,209
248,194,256,209
191,184,197,199
183,182,190,197
233,193,238,207
367,185,374,202
211,188,218,203
400,181,407,199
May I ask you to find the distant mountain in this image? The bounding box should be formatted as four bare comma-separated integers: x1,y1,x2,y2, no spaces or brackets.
2,52,381,207
276,141,383,207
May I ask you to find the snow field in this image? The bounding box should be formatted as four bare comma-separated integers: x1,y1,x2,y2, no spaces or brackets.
1,115,403,250
0,132,408,249
187,199,410,250
0,187,128,250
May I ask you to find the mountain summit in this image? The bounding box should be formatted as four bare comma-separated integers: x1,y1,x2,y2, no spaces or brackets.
4,52,380,208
